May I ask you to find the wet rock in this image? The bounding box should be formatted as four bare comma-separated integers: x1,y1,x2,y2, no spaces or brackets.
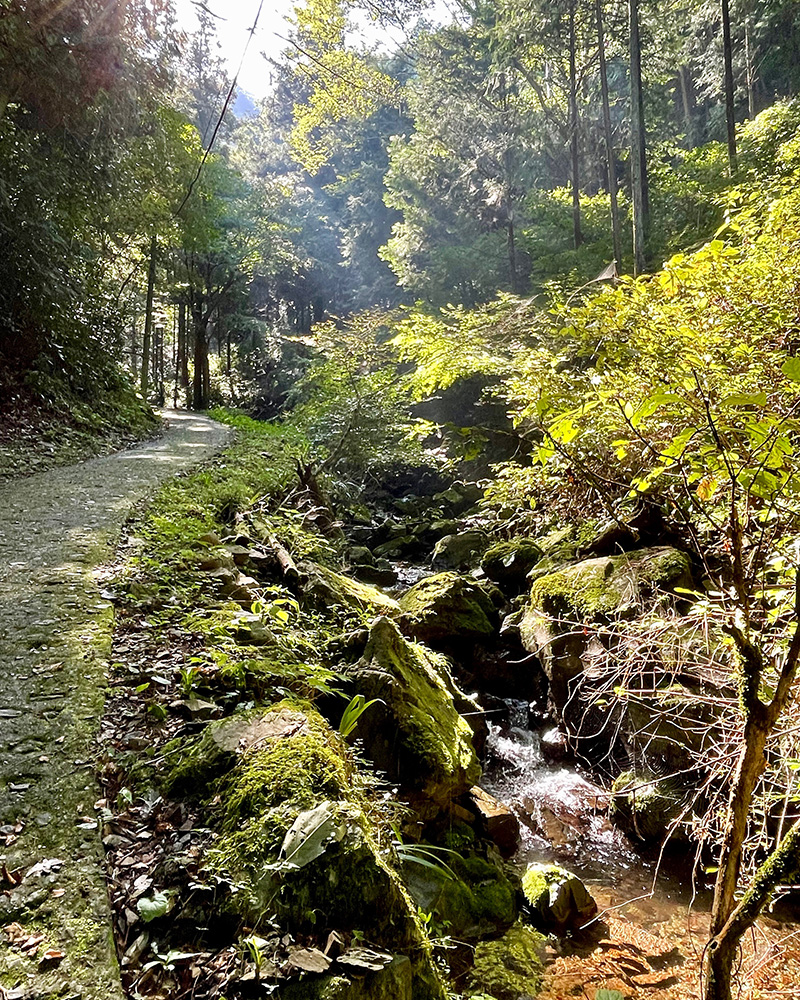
431,530,490,571
521,864,597,934
343,617,481,803
467,922,546,1000
352,564,399,587
610,770,690,845
520,772,610,849
481,538,543,592
520,547,692,715
348,545,375,566
373,535,418,559
469,786,520,857
399,572,498,644
540,727,570,762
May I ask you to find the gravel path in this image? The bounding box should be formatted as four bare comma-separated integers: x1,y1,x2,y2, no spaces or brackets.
0,411,231,1000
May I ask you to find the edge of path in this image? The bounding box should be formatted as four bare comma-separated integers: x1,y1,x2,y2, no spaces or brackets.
0,411,232,1000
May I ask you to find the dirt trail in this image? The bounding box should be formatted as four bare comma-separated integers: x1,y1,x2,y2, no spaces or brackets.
0,411,231,1000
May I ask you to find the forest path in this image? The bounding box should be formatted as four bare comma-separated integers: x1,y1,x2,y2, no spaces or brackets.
0,411,231,1000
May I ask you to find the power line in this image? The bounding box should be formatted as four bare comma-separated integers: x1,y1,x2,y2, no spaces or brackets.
174,0,266,218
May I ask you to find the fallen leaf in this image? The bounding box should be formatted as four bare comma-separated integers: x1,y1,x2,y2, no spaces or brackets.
287,947,331,973
337,947,394,972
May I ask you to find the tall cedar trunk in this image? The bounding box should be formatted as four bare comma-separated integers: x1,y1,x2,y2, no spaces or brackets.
191,292,208,411
745,17,755,119
679,65,698,147
629,0,649,275
596,0,622,266
139,233,157,397
721,0,738,174
178,299,189,406
569,0,583,249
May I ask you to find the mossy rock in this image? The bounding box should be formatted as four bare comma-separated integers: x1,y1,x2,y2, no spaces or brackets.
431,529,491,570
481,538,543,592
404,852,518,940
399,571,498,644
520,547,691,714
467,922,546,999
609,770,689,845
164,704,331,802
167,702,446,996
343,617,481,803
300,562,400,617
521,864,597,934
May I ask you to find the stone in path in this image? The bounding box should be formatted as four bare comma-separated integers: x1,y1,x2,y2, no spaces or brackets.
0,411,231,1000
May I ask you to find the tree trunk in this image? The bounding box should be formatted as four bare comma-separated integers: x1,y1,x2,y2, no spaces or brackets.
191,293,208,411
569,0,583,250
721,0,738,174
139,233,157,398
629,0,649,275
744,17,755,119
679,65,698,147
596,0,622,267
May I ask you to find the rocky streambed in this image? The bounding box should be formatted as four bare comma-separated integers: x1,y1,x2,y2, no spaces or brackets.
98,457,800,1000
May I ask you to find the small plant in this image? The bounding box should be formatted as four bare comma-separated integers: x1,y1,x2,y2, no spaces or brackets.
179,665,201,696
338,693,382,738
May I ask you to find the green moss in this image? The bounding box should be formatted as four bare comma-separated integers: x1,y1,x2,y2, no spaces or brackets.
610,770,688,844
530,559,622,617
481,538,543,590
405,853,517,940
347,617,480,798
467,922,546,999
529,547,691,619
306,564,400,617
399,572,497,642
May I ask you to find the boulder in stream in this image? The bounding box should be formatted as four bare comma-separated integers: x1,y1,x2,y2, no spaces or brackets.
431,529,490,570
299,562,400,616
481,538,543,592
520,547,691,715
467,922,547,1000
521,863,598,934
609,769,691,845
399,571,498,644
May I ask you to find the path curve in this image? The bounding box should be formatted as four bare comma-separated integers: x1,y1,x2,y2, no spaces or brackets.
0,411,231,1000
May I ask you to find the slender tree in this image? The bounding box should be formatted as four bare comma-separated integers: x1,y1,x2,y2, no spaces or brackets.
629,0,649,275
721,0,738,173
596,0,622,266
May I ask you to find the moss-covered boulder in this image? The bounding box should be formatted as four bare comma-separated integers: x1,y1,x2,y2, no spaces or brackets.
520,547,691,714
481,538,543,592
431,529,490,570
521,864,597,934
467,922,547,999
404,852,518,940
300,562,400,616
342,617,481,803
164,702,445,998
609,770,690,845
399,572,498,644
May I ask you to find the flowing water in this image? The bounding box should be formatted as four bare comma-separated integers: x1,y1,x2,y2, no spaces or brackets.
480,701,800,997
